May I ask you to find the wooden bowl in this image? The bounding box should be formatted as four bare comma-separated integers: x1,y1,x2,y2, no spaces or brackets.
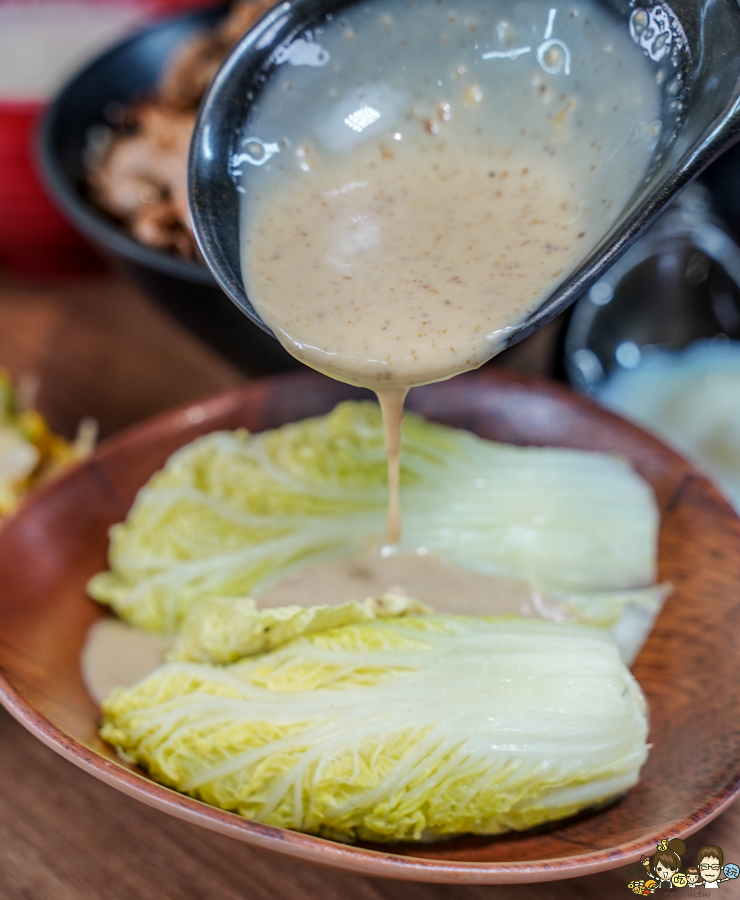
1,368,739,884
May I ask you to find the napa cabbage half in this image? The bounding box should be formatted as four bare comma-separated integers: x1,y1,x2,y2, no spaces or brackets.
88,401,660,634
101,615,649,842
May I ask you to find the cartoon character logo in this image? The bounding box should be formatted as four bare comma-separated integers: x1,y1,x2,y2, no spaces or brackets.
686,866,702,888
628,878,658,895
650,838,685,889
697,845,740,889
629,839,739,893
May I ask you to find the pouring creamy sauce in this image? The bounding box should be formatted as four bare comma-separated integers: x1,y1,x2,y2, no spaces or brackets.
239,0,661,544
244,141,609,542
82,0,667,705
245,138,602,542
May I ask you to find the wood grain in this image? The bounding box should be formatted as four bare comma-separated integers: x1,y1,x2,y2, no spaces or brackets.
0,274,243,439
0,706,737,900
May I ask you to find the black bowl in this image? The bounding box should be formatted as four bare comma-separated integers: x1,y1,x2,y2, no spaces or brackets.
189,0,740,349
563,183,740,391
38,7,296,374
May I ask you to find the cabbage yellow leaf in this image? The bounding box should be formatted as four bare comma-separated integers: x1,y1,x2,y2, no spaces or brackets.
101,615,649,842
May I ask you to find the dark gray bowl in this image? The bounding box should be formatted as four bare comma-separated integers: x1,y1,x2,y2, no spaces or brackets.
38,7,296,374
564,183,740,391
190,0,740,350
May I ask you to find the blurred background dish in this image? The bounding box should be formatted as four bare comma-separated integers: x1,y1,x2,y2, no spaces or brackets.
83,0,272,261
565,182,740,513
0,0,219,279
565,184,740,391
38,2,295,373
596,340,740,514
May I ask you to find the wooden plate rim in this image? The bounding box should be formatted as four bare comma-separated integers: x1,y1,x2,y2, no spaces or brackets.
1,370,739,884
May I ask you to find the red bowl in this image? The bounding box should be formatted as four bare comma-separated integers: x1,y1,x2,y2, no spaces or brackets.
0,99,103,277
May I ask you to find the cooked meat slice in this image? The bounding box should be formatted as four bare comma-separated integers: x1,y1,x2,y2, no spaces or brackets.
218,0,275,48
88,133,162,218
158,34,227,110
88,104,196,242
85,0,278,259
159,0,275,110
134,105,195,226
131,200,199,259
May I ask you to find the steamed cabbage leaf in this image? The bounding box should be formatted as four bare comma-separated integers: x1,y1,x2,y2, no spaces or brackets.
171,592,430,664
172,584,667,667
101,615,649,842
88,402,659,633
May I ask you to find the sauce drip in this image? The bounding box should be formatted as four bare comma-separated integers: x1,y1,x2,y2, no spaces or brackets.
377,387,407,544
81,619,173,706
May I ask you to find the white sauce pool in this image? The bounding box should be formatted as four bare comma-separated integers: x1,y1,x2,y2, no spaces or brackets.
81,555,568,705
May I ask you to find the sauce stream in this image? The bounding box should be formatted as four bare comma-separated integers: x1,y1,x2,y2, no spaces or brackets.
377,387,407,544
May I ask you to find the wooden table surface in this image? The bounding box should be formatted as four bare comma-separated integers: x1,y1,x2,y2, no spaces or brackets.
0,273,738,900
